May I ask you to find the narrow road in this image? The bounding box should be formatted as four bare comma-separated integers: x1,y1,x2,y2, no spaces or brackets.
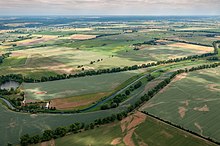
0,96,15,110
80,69,160,112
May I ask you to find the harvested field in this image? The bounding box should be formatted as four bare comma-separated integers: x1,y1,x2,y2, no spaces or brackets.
49,92,111,110
168,43,213,53
70,34,97,40
15,35,57,46
58,28,93,32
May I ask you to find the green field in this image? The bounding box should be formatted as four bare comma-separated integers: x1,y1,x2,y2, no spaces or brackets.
0,26,215,78
0,103,125,146
33,112,216,146
23,70,145,101
1,16,220,146
141,67,220,142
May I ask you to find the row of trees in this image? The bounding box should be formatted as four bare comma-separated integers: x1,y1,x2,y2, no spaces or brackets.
101,81,143,110
164,38,213,47
213,41,220,55
19,62,220,146
0,52,11,64
0,74,23,85
20,111,128,146
18,51,216,83
0,49,216,84
133,39,157,46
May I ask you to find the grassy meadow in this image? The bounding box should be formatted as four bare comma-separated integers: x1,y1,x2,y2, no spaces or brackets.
141,67,220,142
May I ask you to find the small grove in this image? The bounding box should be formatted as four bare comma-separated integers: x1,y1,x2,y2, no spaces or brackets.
19,62,220,146
0,52,11,64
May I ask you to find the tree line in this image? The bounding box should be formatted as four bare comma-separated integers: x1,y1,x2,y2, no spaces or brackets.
19,62,220,146
0,51,214,85
143,112,220,145
20,111,128,146
101,81,143,110
164,39,213,47
0,52,11,64
213,41,220,55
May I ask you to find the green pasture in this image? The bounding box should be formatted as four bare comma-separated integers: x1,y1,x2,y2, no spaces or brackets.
23,70,145,101
141,67,220,143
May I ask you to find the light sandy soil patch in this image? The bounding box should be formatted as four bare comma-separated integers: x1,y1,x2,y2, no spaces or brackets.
11,52,27,57
35,91,47,95
50,99,93,110
50,92,109,110
194,122,203,135
0,45,11,50
178,106,187,118
123,128,136,146
195,98,220,102
207,84,220,92
139,29,166,32
121,112,146,146
181,100,190,107
30,114,38,118
46,64,74,74
178,27,215,31
70,34,97,40
172,73,188,82
111,137,122,145
58,28,93,32
16,35,57,46
168,43,213,53
40,139,55,146
0,30,14,34
193,104,209,112
120,115,133,133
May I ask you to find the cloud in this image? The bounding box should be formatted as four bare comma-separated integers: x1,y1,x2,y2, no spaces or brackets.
0,0,219,15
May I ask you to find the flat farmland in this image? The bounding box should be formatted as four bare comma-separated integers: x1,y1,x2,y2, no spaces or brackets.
22,70,144,102
0,103,124,146
6,38,214,75
141,67,220,142
34,112,216,146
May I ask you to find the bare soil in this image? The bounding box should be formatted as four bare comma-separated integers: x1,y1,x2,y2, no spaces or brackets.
178,106,187,118
193,105,209,112
70,34,97,40
120,112,146,146
111,137,122,145
168,43,213,53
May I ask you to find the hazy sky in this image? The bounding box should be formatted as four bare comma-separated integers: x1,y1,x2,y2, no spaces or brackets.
0,0,220,16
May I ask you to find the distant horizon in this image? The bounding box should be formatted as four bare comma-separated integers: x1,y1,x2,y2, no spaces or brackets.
1,0,220,16
0,15,220,17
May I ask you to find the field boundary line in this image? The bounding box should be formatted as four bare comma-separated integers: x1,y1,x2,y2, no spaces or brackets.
140,111,220,146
